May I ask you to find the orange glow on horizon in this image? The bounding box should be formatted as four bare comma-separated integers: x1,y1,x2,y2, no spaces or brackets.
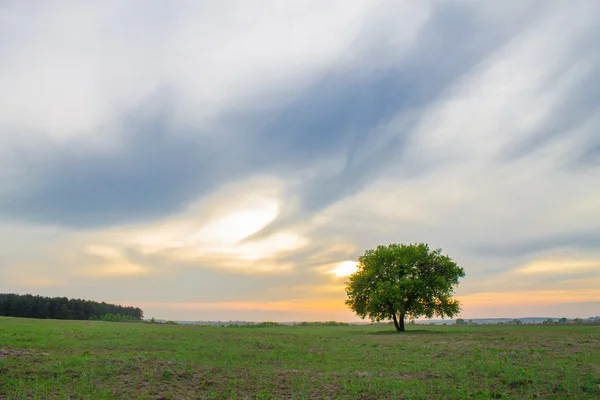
124,299,349,313
115,287,600,320
457,289,600,307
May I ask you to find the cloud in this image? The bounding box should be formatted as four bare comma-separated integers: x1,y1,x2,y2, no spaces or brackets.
468,230,600,259
513,257,600,276
0,0,529,229
0,1,378,139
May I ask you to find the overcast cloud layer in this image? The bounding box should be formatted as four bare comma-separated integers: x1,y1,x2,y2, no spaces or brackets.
1,0,599,321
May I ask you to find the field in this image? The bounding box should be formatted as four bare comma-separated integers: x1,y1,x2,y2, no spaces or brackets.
0,317,599,399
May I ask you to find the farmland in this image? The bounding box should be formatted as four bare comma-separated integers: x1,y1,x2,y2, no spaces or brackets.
0,317,598,399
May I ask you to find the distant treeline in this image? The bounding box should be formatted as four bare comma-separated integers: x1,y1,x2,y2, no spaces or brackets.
0,293,143,321
226,321,351,328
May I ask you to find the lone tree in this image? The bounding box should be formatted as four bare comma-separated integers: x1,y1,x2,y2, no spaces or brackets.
345,243,465,332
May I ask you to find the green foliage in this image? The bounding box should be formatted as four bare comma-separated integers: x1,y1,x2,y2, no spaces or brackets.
235,321,283,328
345,243,465,331
162,369,173,380
295,321,350,326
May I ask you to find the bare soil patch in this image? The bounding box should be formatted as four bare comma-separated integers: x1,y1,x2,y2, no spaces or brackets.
0,346,31,358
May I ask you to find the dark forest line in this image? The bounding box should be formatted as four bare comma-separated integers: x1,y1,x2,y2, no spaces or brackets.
0,293,143,321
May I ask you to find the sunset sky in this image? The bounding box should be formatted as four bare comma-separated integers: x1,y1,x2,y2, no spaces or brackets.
1,1,599,322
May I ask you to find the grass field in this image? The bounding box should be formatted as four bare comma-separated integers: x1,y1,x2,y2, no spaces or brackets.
0,317,599,399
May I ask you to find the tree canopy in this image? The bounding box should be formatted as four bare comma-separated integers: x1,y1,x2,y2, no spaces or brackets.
345,243,465,331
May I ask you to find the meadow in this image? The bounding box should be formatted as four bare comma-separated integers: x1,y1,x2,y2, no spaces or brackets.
0,317,598,399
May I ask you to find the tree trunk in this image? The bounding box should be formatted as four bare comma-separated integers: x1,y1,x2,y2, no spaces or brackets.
392,313,406,332
399,313,405,332
392,314,400,331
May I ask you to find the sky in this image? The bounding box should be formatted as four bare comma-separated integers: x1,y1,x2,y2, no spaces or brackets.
1,0,599,322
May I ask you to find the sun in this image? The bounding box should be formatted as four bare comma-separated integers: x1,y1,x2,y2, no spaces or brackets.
331,261,359,277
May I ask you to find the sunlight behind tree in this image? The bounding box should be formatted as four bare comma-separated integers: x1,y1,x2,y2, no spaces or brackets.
331,261,359,277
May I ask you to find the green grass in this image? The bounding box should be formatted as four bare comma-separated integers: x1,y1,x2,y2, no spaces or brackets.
0,317,599,399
